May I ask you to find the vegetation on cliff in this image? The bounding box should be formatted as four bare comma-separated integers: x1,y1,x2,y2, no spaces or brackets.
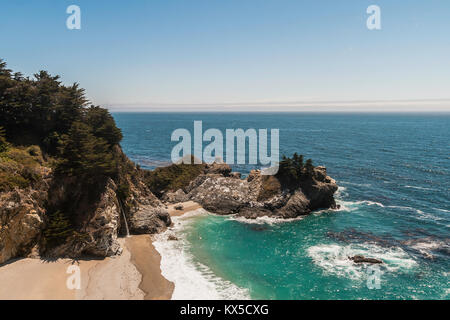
0,146,46,192
258,153,315,201
0,127,8,153
144,161,206,197
0,59,122,181
278,153,315,183
0,59,133,250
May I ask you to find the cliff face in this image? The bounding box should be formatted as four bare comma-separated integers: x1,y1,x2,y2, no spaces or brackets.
0,188,47,263
0,147,171,265
162,163,338,219
0,60,173,265
0,156,338,264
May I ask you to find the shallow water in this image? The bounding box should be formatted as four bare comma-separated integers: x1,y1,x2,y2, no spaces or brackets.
115,112,450,300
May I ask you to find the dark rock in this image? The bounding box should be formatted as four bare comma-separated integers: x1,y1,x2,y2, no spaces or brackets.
129,206,171,235
204,162,232,176
168,235,178,241
229,172,242,179
237,206,273,219
185,166,338,219
349,255,383,264
188,175,256,214
161,189,189,204
275,190,311,218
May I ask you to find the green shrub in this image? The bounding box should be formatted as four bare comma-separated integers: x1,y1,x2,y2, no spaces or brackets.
0,146,43,191
116,183,130,202
276,153,315,188
257,175,282,201
57,122,117,181
145,162,206,197
43,211,74,249
0,127,9,153
0,173,30,192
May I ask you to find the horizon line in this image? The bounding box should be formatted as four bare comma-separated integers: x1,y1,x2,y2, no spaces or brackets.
105,98,450,113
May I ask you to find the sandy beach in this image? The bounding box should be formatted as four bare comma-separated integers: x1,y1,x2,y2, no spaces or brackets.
0,201,201,300
168,201,203,217
125,235,174,300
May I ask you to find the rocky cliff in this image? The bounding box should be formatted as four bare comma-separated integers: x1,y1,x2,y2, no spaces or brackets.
0,146,171,265
161,162,338,219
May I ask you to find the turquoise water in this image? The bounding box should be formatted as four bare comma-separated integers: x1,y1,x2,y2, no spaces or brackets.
114,113,449,300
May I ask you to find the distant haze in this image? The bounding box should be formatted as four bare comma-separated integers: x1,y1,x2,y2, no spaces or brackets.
108,99,450,113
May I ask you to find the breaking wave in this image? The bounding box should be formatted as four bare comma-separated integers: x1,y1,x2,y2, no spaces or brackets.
307,243,417,281
153,209,250,300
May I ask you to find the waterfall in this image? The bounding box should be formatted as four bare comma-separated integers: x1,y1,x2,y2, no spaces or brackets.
118,199,130,237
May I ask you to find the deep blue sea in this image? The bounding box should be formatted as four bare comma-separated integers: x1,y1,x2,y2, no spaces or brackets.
114,113,449,300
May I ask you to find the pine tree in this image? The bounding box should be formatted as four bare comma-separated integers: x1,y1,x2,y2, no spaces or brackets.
0,126,8,153
43,211,73,247
58,122,116,180
85,106,123,146
292,152,304,177
305,159,314,176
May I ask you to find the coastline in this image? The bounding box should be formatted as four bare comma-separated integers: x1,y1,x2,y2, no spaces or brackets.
153,203,251,300
0,201,201,300
125,235,174,300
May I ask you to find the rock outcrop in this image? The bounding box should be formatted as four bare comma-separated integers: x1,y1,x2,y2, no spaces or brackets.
128,182,171,235
0,188,47,264
162,163,338,219
0,148,171,265
349,255,383,264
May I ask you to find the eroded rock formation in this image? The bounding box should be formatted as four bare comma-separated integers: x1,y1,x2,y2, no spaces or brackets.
163,163,338,219
0,149,171,265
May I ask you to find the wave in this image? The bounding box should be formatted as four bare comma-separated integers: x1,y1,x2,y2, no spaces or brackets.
307,243,417,281
335,186,348,198
228,215,305,225
335,199,385,212
153,209,250,300
340,181,372,188
387,205,446,222
334,199,446,224
433,207,450,213
404,185,436,191
131,156,172,168
401,237,450,259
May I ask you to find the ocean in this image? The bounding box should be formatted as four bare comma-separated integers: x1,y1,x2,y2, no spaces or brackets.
114,112,449,300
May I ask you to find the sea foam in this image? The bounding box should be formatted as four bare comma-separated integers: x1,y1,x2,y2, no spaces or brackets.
307,243,417,281
153,209,250,300
228,215,305,225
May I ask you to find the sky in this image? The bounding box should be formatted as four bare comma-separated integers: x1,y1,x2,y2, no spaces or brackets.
1,0,449,112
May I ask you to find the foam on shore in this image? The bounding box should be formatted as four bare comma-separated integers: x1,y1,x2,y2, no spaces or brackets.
153,209,250,300
227,215,306,225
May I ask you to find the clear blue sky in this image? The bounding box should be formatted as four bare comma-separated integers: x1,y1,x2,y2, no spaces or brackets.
1,0,449,111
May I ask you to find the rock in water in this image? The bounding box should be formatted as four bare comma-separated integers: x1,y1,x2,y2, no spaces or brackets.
179,163,338,219
349,255,383,264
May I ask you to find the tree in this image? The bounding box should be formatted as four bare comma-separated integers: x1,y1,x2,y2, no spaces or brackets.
85,106,123,146
58,122,116,180
43,211,74,248
0,126,8,153
292,152,304,176
305,159,314,176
